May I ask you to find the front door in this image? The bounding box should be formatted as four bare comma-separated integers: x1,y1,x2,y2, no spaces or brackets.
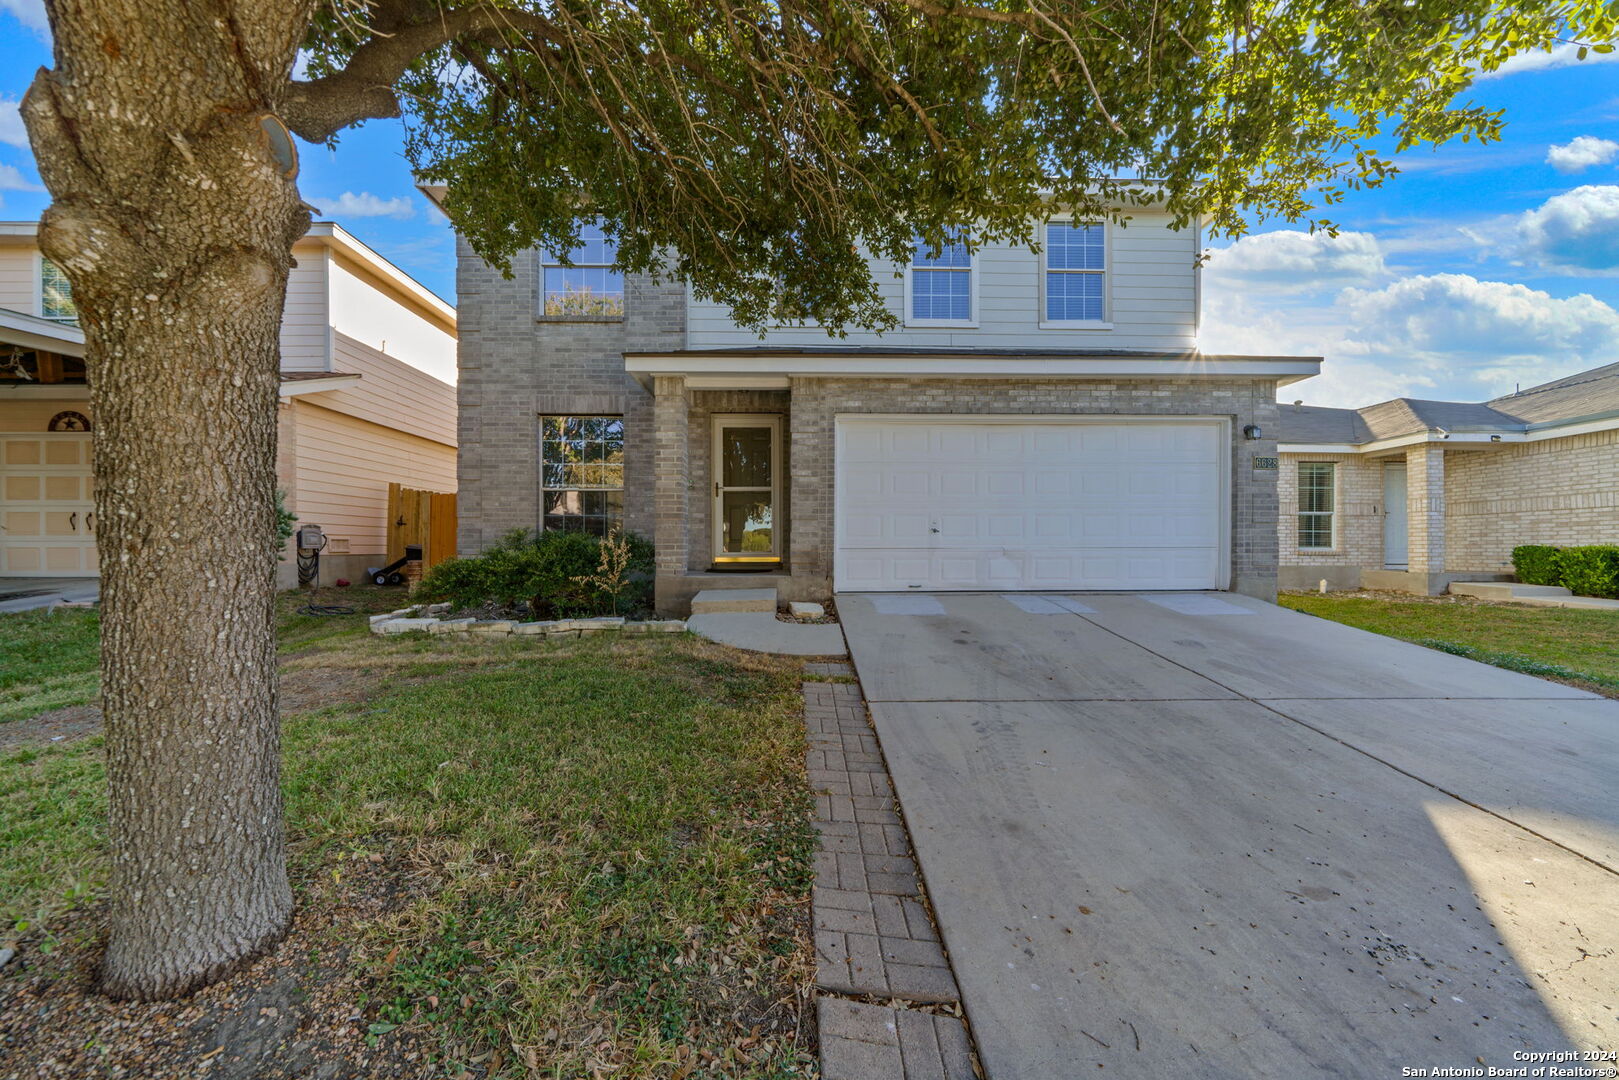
1,433,98,576
1383,463,1408,569
712,416,780,564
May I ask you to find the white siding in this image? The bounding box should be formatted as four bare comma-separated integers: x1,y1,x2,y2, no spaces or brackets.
318,332,457,448
287,400,457,557
686,211,1199,352
280,243,331,372
327,255,457,384
0,247,38,315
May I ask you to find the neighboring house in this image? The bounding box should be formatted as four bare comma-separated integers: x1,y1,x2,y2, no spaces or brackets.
431,187,1322,615
0,220,458,587
1276,362,1619,594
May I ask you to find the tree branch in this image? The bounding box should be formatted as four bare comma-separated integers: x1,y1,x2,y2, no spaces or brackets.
281,1,562,142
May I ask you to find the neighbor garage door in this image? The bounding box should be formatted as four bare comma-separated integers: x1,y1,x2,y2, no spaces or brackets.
835,416,1226,592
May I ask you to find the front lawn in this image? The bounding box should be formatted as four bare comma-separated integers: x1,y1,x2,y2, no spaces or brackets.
1278,591,1619,696
0,601,817,1078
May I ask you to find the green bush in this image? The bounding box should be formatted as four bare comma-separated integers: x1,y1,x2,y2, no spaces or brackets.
1511,545,1562,587
416,529,655,616
1556,546,1619,600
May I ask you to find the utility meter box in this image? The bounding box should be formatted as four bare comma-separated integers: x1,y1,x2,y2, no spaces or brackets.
296,524,325,551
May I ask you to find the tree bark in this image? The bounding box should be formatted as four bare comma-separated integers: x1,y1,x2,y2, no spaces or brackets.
22,0,318,1000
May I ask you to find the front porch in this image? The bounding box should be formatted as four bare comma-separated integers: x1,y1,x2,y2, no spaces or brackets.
1279,440,1517,595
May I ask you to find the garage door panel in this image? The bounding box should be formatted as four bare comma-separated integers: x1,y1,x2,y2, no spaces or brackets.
837,418,1226,592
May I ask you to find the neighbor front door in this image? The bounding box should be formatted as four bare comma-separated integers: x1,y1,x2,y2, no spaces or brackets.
1383,463,1408,569
711,416,780,563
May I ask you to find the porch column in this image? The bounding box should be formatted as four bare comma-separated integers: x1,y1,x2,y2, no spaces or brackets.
652,375,690,615
1405,443,1445,579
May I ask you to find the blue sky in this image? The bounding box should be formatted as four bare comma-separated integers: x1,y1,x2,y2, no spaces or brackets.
2,3,1616,408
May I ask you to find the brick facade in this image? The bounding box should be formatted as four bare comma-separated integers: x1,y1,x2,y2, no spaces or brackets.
457,240,1287,614
454,240,684,553
1276,453,1384,589
1446,429,1619,571
1279,428,1619,591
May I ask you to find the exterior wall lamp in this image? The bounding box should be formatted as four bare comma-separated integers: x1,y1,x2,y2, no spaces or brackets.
1242,424,1263,440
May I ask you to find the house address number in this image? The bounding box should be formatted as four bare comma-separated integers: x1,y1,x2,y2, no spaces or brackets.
1252,456,1279,470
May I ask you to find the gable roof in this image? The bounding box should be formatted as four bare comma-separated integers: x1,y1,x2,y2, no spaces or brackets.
1487,361,1619,425
1277,360,1619,446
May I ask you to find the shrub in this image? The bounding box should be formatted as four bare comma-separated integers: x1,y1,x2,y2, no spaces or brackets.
416,529,655,616
1511,545,1562,587
1556,545,1619,600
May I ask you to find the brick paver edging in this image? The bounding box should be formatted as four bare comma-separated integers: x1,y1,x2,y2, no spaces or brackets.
802,676,977,1080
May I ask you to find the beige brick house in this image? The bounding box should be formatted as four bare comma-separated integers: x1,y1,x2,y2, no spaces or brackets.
0,220,457,588
437,189,1321,615
1276,362,1619,594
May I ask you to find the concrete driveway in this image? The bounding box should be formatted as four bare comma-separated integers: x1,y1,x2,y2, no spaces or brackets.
838,591,1619,1079
0,576,99,613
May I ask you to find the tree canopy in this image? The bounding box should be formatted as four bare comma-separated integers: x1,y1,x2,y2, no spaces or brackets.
284,0,1615,333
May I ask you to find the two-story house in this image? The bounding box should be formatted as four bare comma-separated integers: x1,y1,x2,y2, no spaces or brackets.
433,188,1321,615
0,220,458,588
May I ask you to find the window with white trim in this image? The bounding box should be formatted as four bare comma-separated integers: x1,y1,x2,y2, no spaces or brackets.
542,223,624,318
40,258,78,324
1044,222,1105,323
1297,462,1335,549
541,416,625,534
909,235,972,322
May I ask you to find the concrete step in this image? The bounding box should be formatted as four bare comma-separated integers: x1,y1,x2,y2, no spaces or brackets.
687,612,847,657
690,587,777,615
1449,581,1619,610
1449,581,1571,600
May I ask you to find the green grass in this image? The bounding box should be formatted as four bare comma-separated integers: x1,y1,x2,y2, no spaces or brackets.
1278,592,1619,694
0,612,815,1077
0,587,406,726
0,609,101,725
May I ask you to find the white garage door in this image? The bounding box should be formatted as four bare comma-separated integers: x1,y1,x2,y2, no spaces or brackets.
835,416,1226,592
1,434,98,577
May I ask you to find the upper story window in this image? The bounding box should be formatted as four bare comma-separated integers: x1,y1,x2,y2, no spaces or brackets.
40,258,79,324
542,223,624,319
1296,462,1336,550
908,235,973,325
1043,222,1106,326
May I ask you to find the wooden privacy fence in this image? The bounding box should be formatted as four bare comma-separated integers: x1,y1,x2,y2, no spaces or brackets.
387,483,457,571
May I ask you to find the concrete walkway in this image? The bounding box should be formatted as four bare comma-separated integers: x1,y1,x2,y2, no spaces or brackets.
839,591,1619,1079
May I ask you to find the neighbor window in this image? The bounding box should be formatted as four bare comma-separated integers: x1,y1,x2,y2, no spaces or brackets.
1044,222,1105,323
542,223,624,318
40,258,78,324
1297,462,1335,549
541,416,624,534
909,235,972,322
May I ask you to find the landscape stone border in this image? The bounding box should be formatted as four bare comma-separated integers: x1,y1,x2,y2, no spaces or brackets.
802,677,976,1080
369,607,686,638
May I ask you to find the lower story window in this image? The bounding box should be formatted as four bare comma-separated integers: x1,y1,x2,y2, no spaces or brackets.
541,416,624,534
1297,462,1335,549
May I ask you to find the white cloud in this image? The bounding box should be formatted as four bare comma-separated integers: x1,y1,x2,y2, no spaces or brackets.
312,191,415,220
0,0,47,36
0,163,42,192
1202,271,1619,406
1204,229,1386,294
0,96,27,149
1546,135,1619,173
1476,42,1619,80
1514,185,1619,272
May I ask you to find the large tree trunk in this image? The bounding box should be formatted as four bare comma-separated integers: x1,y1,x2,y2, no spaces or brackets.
22,0,317,1000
